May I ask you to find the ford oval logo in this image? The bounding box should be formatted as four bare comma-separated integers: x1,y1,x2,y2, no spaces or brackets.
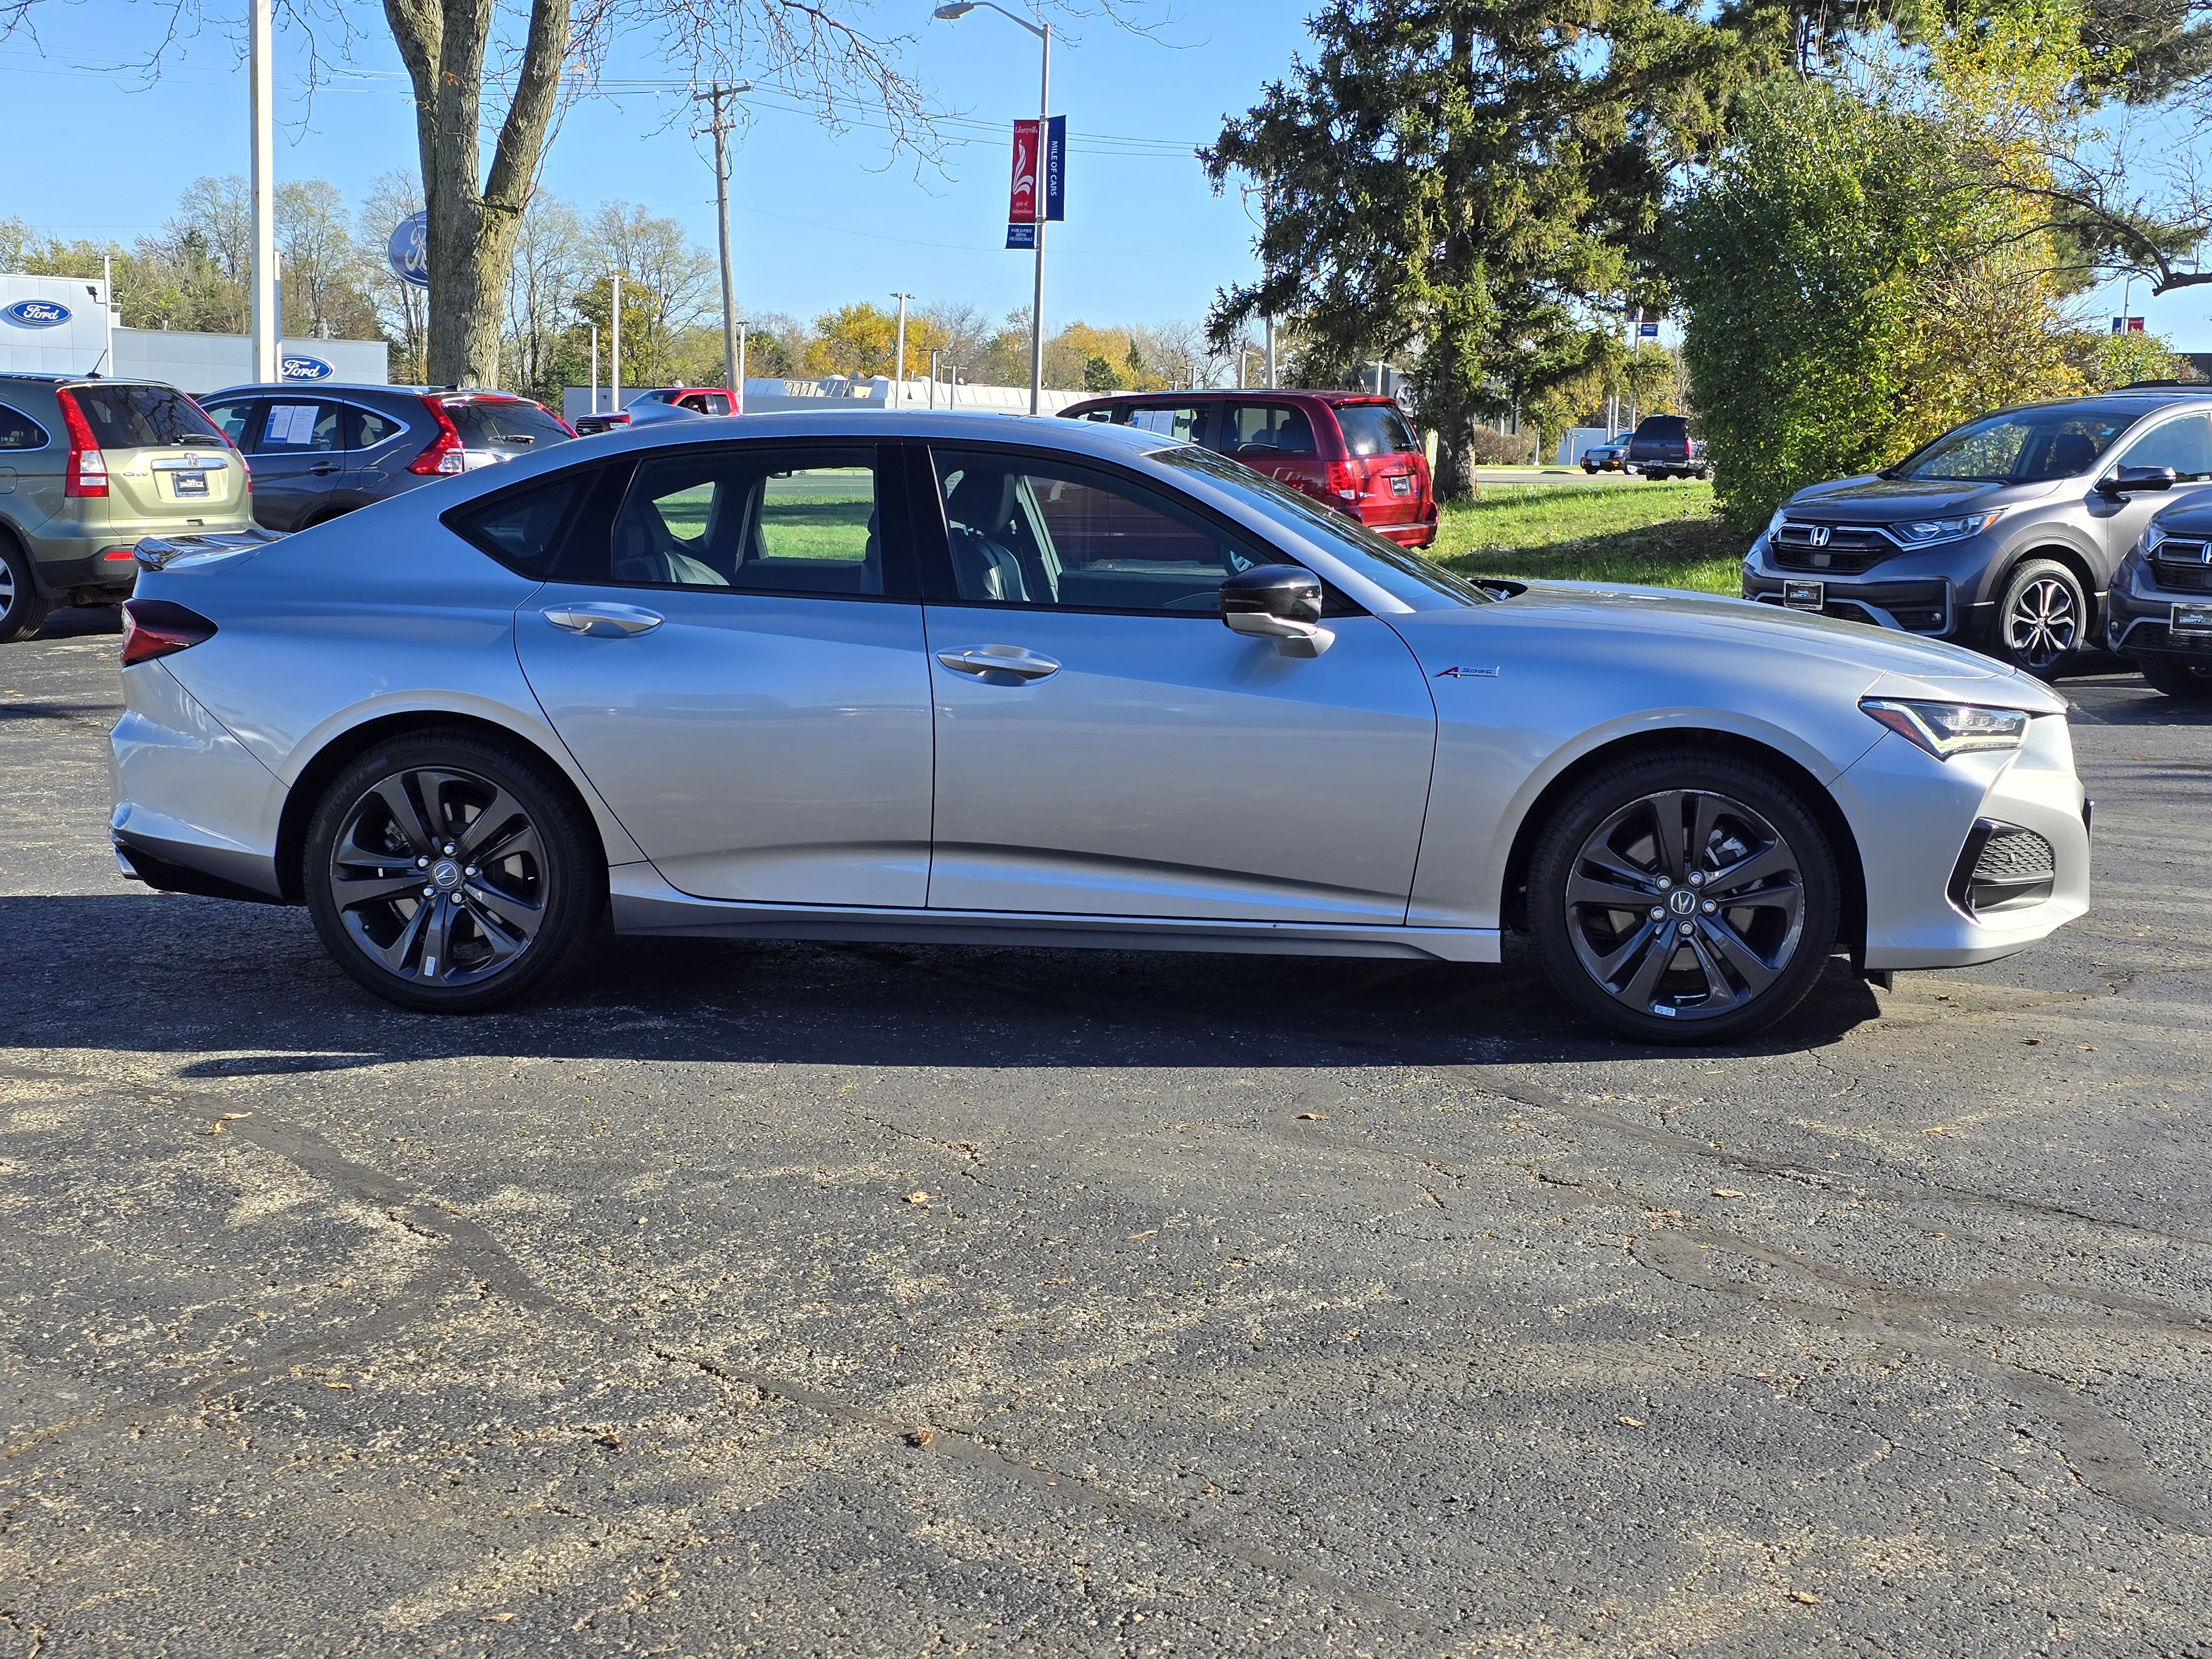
2,300,72,328
279,354,335,382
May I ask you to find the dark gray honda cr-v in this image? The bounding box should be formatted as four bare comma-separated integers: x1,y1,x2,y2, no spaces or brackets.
1741,387,2212,677
196,383,575,533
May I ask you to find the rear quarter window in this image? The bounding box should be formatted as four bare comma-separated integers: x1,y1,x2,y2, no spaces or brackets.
68,384,221,449
0,402,49,450
444,471,587,578
1334,403,1417,457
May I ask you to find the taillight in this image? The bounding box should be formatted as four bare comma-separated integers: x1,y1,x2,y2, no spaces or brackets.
1323,459,1363,502
55,389,108,498
407,398,467,476
120,599,217,666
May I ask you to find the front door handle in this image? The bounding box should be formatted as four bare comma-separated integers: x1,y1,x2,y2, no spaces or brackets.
543,603,665,638
309,462,341,476
936,644,1061,681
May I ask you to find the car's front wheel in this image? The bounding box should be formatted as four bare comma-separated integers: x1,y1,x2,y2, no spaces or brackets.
2139,652,2212,699
1528,750,1840,1044
1992,559,2086,680
304,729,601,1013
0,537,53,644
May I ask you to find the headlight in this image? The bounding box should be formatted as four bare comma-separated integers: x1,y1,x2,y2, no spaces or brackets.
1860,697,2031,759
1764,507,1789,539
2141,521,2167,558
1889,509,2003,547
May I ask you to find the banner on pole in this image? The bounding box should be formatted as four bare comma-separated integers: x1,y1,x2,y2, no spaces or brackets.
1044,116,1066,221
1006,223,1037,251
1009,119,1041,224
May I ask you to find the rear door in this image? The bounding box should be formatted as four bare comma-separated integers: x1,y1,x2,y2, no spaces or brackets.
514,441,935,906
247,397,348,530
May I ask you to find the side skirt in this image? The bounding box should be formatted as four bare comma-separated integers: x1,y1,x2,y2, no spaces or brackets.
607,863,1501,963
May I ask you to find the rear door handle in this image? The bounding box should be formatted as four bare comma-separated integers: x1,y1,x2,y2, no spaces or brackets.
543,603,665,638
936,644,1061,681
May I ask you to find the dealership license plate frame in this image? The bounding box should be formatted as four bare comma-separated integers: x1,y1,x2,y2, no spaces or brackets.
1782,579,1825,613
1389,474,1411,497
170,472,210,498
2173,600,2212,638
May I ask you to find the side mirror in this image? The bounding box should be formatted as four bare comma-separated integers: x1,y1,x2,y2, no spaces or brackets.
1220,564,1334,658
2098,465,2178,498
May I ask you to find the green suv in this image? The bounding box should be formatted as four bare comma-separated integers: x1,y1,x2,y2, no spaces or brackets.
0,374,253,642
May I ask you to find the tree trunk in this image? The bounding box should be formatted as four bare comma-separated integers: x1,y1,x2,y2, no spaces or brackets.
385,0,571,387
1432,410,1482,502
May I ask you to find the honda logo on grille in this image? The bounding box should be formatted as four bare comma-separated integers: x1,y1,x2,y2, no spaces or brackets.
1806,525,1832,548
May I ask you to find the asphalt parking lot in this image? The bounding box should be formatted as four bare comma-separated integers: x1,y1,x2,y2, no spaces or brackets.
5,609,2211,1658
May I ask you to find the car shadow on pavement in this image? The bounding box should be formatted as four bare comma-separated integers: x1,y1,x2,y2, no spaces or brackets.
1,891,1883,1078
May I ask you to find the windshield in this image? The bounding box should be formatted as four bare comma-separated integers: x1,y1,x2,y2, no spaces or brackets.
1894,406,2133,482
1154,444,1490,607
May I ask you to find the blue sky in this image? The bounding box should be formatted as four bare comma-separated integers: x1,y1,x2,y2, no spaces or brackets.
0,2,1313,337
2,3,2204,348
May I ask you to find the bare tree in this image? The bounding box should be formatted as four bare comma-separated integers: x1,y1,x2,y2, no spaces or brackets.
503,193,586,398
165,175,251,289
276,179,372,338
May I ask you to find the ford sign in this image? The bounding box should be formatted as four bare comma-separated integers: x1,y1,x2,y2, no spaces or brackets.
280,354,336,382
387,211,430,291
2,300,72,329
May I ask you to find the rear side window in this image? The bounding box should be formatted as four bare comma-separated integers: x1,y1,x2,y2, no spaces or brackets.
1335,403,1417,457
446,472,586,578
1118,405,1212,445
0,402,49,450
1221,404,1316,457
349,406,406,448
446,399,571,448
605,447,883,597
67,384,220,448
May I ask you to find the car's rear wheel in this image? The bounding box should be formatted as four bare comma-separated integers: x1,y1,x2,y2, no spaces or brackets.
304,730,600,1013
0,537,53,644
1528,750,1840,1044
1992,559,2086,680
2139,652,2212,699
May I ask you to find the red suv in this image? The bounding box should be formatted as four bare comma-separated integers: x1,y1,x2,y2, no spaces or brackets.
1058,390,1436,548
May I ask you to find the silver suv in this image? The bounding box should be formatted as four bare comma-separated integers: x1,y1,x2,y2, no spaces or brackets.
1740,388,2212,677
0,374,252,641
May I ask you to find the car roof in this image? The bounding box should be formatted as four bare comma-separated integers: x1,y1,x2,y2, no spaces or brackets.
199,383,542,401
1989,389,2212,421
1062,388,1397,407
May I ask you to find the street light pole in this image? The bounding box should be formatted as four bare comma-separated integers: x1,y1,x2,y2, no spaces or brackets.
1264,314,1276,388
692,80,753,401
891,292,912,408
735,320,749,413
933,3,1051,416
928,347,942,410
248,0,278,384
611,272,622,414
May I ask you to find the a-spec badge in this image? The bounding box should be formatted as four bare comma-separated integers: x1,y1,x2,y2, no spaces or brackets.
1433,666,1500,679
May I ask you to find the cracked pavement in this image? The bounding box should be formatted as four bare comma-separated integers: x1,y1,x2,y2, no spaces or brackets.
4,611,2211,1656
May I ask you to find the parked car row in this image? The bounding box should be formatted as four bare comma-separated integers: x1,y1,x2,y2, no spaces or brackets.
1742,384,2212,695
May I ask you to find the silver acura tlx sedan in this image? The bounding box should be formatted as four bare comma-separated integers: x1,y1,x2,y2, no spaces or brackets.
108,413,2089,1042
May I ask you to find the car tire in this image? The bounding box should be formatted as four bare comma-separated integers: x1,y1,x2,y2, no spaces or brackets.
303,728,602,1013
1991,559,2086,680
1528,749,1840,1044
2138,652,2212,699
0,536,53,644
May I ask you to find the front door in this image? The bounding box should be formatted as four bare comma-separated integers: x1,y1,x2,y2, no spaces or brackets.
921,446,1437,924
246,397,348,530
2095,411,2212,567
515,443,935,906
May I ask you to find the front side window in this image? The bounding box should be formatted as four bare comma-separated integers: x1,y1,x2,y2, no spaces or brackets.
0,402,50,451
933,448,1278,613
1220,403,1316,460
68,384,220,449
254,401,342,453
1896,407,2132,482
2114,412,2212,481
607,447,881,596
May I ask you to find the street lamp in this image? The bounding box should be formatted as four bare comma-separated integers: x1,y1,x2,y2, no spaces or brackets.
891,291,912,408
933,2,1050,416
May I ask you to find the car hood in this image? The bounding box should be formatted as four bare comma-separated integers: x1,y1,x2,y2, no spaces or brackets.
1400,582,2067,709
1786,474,2059,521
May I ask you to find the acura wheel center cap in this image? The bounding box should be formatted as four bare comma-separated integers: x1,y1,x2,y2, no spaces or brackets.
430,859,462,891
1668,888,1697,916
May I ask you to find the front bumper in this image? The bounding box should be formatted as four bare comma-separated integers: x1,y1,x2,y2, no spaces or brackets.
1841,714,2088,971
1742,536,1993,640
2103,557,2212,659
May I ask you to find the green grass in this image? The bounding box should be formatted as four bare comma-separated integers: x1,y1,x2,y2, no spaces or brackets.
1431,479,1744,595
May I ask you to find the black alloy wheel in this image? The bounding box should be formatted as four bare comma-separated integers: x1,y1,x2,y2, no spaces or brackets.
304,731,599,1012
0,537,52,644
2139,652,2212,699
1530,751,1840,1043
1995,559,2086,680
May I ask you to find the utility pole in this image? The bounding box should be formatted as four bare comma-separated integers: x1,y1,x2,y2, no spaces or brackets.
611,272,622,413
947,366,964,410
891,292,912,408
248,0,278,384
692,80,752,401
734,321,749,414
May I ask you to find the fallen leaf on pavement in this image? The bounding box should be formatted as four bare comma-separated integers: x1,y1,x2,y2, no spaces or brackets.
907,1427,935,1447
1296,1112,1327,1120
1711,1188,1747,1198
905,1192,930,1204
1126,1229,1159,1241
1619,1416,1645,1427
1788,1591,1820,1605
